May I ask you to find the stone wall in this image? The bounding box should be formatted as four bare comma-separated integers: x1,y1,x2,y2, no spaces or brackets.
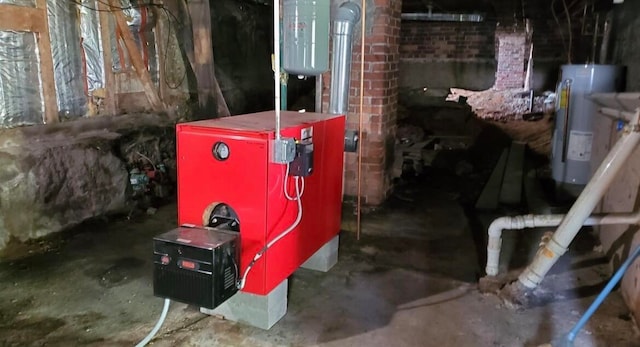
0,114,176,252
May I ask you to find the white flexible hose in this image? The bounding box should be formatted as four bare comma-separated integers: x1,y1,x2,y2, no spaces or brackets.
239,176,303,289
135,298,170,347
284,165,305,201
284,164,295,200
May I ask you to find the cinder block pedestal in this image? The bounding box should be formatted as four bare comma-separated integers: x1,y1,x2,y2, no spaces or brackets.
300,234,339,272
200,279,288,330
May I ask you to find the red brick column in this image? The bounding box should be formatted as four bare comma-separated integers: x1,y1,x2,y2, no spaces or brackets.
323,0,401,205
494,29,527,90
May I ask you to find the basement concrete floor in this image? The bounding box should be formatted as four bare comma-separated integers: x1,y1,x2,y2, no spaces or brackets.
1,171,640,347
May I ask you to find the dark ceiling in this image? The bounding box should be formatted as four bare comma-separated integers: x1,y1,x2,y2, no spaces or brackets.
239,0,617,25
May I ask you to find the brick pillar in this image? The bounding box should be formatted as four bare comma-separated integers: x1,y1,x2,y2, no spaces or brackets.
323,0,401,205
494,29,526,90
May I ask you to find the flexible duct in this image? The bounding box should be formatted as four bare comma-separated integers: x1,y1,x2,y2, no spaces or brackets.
328,2,361,115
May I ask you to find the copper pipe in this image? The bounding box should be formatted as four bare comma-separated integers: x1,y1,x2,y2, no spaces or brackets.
357,0,366,241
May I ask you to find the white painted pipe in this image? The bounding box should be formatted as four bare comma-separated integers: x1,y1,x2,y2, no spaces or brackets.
274,0,282,140
486,212,640,276
518,110,640,289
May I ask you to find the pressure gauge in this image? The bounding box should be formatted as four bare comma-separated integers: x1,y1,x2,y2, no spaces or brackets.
212,142,230,161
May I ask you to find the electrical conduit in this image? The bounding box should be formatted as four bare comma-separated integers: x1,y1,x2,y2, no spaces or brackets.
486,212,640,276
274,0,282,139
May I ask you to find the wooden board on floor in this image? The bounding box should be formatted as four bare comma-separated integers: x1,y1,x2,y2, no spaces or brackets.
499,142,526,206
475,148,508,211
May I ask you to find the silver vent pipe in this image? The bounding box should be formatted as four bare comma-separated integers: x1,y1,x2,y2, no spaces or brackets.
329,2,361,115
401,13,484,22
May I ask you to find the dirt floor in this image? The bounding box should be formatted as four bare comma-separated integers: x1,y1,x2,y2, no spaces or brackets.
0,179,638,346
1,89,639,346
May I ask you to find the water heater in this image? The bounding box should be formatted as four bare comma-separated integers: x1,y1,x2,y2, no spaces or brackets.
551,64,624,194
282,0,330,76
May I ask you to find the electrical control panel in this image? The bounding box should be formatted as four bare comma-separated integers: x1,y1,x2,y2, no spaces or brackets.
290,140,314,177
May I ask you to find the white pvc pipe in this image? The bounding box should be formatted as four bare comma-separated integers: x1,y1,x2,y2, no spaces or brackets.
274,0,281,140
486,212,640,276
518,110,640,289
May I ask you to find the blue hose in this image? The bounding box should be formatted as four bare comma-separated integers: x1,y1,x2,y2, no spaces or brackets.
562,245,640,346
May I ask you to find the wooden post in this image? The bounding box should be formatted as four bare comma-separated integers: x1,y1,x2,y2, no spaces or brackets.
187,0,230,117
108,0,165,112
155,8,168,102
35,0,59,124
98,1,117,115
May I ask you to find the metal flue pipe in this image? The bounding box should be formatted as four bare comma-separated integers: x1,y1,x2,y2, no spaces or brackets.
328,2,361,115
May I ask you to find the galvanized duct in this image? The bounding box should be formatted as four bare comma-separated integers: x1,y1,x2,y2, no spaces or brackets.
328,2,361,115
47,0,87,118
0,31,43,127
401,13,484,22
80,0,105,92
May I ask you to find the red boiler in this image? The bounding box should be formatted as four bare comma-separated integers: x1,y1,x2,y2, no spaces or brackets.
175,111,345,295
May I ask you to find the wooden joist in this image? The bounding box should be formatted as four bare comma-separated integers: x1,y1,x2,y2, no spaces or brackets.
35,0,58,124
109,0,165,112
0,4,47,32
187,0,230,117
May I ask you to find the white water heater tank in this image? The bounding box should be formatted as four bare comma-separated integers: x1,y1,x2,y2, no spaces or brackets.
282,0,330,76
551,64,624,193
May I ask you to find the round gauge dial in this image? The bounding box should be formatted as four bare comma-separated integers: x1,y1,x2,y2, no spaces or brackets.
212,142,230,161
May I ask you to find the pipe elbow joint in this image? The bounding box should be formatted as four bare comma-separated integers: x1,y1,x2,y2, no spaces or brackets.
336,2,362,24
488,216,511,237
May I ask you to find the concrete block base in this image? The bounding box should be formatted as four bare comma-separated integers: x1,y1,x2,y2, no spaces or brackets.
200,279,288,330
300,234,339,272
